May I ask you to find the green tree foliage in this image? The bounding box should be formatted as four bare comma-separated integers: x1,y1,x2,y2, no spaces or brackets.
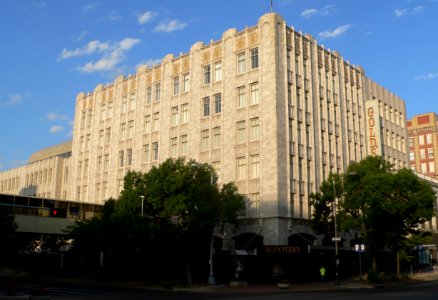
0,206,18,265
311,156,435,276
67,158,245,283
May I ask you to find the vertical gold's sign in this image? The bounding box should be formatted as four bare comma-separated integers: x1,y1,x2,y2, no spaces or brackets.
365,100,382,156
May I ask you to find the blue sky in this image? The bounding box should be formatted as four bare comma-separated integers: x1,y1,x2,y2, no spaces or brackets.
1,0,437,171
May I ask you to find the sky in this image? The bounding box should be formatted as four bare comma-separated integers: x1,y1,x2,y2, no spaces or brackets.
0,0,437,171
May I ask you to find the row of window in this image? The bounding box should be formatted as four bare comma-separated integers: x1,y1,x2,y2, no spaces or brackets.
236,154,260,180
409,148,434,160
0,177,20,192
237,117,260,143
409,133,434,147
202,47,259,86
202,94,222,117
25,169,53,187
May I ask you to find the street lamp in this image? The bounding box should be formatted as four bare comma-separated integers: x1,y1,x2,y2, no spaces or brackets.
332,171,356,286
140,195,145,217
191,162,216,286
332,177,341,286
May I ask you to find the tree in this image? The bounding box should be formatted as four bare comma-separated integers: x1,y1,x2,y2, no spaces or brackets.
343,156,435,277
0,206,18,266
67,158,245,283
311,156,435,279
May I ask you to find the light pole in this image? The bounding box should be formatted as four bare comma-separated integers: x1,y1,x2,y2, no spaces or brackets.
191,162,216,286
332,177,340,286
140,195,145,217
208,234,216,286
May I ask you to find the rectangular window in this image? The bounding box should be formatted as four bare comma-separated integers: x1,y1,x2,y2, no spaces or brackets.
201,129,210,151
429,162,435,173
250,82,259,105
153,112,159,131
237,86,246,108
212,127,221,149
127,148,133,166
250,48,259,69
118,150,124,167
146,86,152,104
236,157,246,180
119,122,126,140
144,115,151,133
143,144,150,162
250,154,260,178
420,149,426,159
181,103,189,123
237,121,246,143
180,135,188,155
426,133,433,144
421,163,427,173
408,137,414,147
249,117,260,141
214,61,222,81
171,106,179,126
182,73,190,93
127,120,134,138
155,83,161,101
152,142,159,160
121,96,128,114
105,127,111,144
97,155,103,172
129,94,136,111
98,129,104,146
248,193,260,217
419,135,425,145
173,76,179,95
428,148,434,158
104,154,109,170
409,151,415,161
203,97,210,117
214,93,222,113
212,161,221,176
107,102,113,118
203,65,211,85
170,137,178,156
100,105,105,121
237,53,245,74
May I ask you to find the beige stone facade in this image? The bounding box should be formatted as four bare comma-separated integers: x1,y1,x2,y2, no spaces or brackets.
407,112,438,179
0,13,409,245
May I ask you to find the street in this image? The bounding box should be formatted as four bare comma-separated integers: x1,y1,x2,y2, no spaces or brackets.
3,278,438,300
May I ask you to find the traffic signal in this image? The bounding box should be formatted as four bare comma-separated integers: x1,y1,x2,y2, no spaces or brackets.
50,208,66,217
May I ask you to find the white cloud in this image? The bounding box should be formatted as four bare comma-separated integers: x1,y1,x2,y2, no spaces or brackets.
137,10,157,25
83,2,99,13
58,40,110,60
45,112,67,121
414,72,438,81
1,92,29,108
301,5,334,18
318,24,351,39
394,6,423,17
76,31,88,42
154,19,187,33
412,5,424,14
50,125,64,133
394,8,408,17
107,11,121,22
301,8,318,17
76,38,140,73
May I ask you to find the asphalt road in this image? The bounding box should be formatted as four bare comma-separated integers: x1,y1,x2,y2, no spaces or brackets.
3,278,438,300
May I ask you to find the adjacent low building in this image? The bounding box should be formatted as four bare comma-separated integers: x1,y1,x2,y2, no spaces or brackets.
407,112,438,179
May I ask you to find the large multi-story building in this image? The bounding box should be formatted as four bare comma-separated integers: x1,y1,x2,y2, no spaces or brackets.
1,13,408,247
407,112,438,179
